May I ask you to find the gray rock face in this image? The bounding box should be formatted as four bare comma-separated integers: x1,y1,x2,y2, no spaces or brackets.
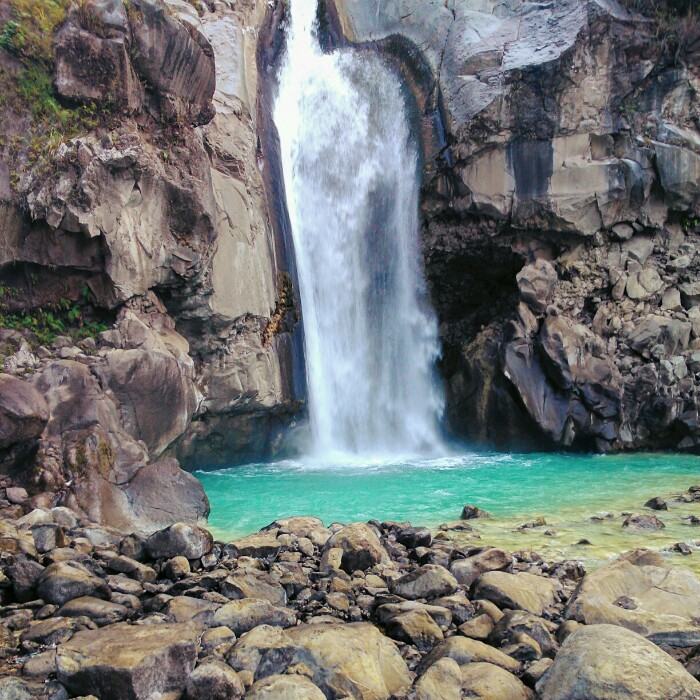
537,624,700,700
0,374,49,450
56,622,200,700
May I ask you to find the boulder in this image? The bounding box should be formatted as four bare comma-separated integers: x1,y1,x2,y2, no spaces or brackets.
414,657,462,700
451,548,513,587
417,636,520,674
461,505,490,519
461,662,534,700
58,596,129,627
537,624,700,699
622,513,665,531
185,660,244,700
384,609,444,652
0,374,49,450
644,497,668,511
396,526,432,549
56,622,200,700
376,601,452,628
226,533,281,559
324,523,389,572
245,675,326,700
390,564,458,600
267,516,325,538
211,598,296,636
255,623,411,700
7,555,45,602
165,596,220,626
220,570,287,605
564,551,700,646
517,260,558,313
37,561,110,606
145,522,213,560
489,610,558,657
472,572,561,615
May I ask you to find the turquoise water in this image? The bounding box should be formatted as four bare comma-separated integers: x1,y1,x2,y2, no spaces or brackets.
196,452,700,570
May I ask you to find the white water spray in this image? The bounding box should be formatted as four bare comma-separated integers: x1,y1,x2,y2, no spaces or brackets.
274,0,444,459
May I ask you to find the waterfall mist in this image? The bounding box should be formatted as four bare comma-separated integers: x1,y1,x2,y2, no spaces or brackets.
274,0,445,460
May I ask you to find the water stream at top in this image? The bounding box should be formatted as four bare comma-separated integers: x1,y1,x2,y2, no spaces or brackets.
274,0,444,460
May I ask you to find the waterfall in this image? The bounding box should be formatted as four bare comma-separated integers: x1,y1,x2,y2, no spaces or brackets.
274,0,444,459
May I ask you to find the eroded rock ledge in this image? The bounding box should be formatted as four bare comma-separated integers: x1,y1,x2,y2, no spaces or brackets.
332,0,700,452
1,499,700,699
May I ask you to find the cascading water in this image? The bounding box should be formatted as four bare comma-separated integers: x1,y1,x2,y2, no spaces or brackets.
274,0,444,459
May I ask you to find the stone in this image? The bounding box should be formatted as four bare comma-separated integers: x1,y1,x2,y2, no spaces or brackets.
226,533,281,559
319,547,343,573
537,624,700,699
324,523,389,572
56,622,200,700
245,675,326,700
662,288,683,311
644,497,668,511
461,662,534,700
6,487,28,504
450,548,513,587
418,636,520,675
564,551,700,646
0,374,49,450
395,526,432,549
103,555,156,583
376,601,452,628
458,613,494,640
622,513,665,531
212,599,296,636
8,555,45,602
32,524,66,554
255,623,411,700
185,660,244,700
37,561,110,606
462,505,490,519
472,572,561,615
414,657,462,700
384,609,444,652
58,596,128,626
220,570,286,605
21,617,78,646
162,556,190,580
517,260,558,313
22,649,57,680
390,564,458,600
145,523,213,560
489,610,558,657
165,596,220,626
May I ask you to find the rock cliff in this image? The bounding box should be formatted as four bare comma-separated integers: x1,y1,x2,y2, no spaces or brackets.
333,0,700,452
0,0,302,529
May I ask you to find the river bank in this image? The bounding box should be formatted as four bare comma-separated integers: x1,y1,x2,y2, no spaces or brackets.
1,490,700,699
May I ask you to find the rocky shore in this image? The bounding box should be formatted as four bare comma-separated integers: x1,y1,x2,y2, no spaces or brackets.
1,491,700,699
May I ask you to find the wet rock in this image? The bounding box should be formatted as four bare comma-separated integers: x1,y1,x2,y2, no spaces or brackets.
564,550,700,646
451,548,513,587
212,598,296,636
414,657,462,700
390,564,458,600
37,562,110,606
385,609,444,652
418,636,520,674
622,513,665,531
145,522,213,560
462,505,490,520
396,526,432,549
245,674,326,699
472,572,561,616
324,523,389,572
460,662,534,700
56,622,200,700
185,660,244,700
58,597,128,627
644,497,668,511
537,624,700,699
